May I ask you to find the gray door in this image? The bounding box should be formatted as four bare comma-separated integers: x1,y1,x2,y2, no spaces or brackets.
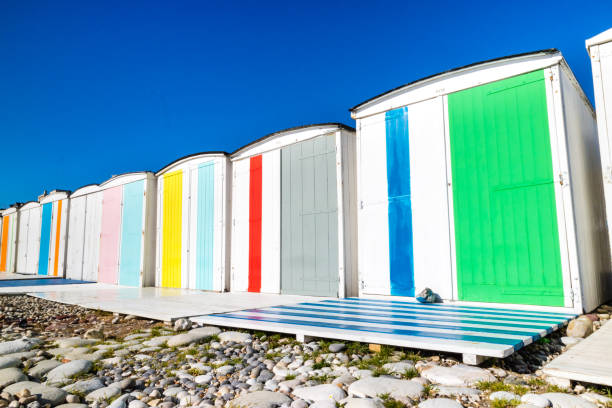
281,134,339,296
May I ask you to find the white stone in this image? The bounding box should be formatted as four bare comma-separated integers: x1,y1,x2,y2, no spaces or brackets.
544,377,571,389
352,370,373,379
521,394,552,408
124,333,149,341
418,398,464,408
109,394,130,408
579,393,612,405
46,359,93,385
566,319,593,338
0,339,39,356
63,378,106,394
228,390,291,408
332,374,357,386
86,386,122,402
541,393,597,408
383,361,415,374
128,400,149,408
164,387,184,397
421,364,496,386
4,381,67,405
348,378,424,403
133,354,152,361
217,365,235,376
56,404,89,408
560,337,583,347
29,359,63,379
101,357,123,367
434,386,481,397
167,327,221,347
0,356,20,369
309,401,336,408
293,384,346,402
174,318,192,331
195,374,213,384
142,336,172,347
218,332,252,344
490,391,520,402
0,367,27,388
340,398,383,408
54,338,98,348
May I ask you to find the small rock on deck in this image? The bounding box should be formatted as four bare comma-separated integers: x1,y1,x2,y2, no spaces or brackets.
543,319,612,386
192,297,575,365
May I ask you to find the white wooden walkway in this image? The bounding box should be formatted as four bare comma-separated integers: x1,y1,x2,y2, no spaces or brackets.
543,320,612,386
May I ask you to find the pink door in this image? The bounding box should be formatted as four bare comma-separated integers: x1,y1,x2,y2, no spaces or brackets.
98,186,122,284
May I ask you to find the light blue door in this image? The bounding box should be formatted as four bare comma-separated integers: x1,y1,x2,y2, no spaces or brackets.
195,162,215,290
38,203,53,275
119,181,144,286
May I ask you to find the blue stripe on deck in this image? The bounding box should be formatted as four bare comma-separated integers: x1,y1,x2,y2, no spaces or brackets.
248,308,540,337
202,298,574,358
0,278,94,287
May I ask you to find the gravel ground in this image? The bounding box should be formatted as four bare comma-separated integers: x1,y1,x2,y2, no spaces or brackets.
0,294,610,408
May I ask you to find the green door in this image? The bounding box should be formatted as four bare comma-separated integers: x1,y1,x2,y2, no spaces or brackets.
448,69,565,306
281,134,339,297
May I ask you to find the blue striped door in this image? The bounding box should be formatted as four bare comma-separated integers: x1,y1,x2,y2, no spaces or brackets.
196,162,215,290
119,181,144,286
386,107,415,296
38,203,53,275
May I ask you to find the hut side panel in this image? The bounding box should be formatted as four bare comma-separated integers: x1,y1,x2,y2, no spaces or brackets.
83,192,103,282
559,66,611,311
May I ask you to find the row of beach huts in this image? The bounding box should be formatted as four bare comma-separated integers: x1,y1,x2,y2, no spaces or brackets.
2,30,612,315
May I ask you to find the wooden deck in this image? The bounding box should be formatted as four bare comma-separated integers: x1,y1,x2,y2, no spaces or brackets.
543,320,612,386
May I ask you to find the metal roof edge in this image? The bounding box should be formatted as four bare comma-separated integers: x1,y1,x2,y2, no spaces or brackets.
230,123,355,158
156,151,229,176
349,49,561,113
70,184,101,198
586,28,612,50
99,171,154,187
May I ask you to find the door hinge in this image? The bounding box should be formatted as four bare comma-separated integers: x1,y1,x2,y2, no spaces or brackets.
359,201,364,210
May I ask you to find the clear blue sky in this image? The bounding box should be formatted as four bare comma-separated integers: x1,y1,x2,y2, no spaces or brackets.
1,1,611,208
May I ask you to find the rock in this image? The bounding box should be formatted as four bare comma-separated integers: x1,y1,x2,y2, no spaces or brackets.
46,360,93,385
228,390,291,408
560,337,583,347
84,328,105,340
352,370,373,379
421,364,496,386
216,365,234,376
521,394,552,408
54,338,98,348
163,387,183,397
566,319,593,338
85,386,122,402
0,339,39,356
142,336,172,347
488,368,507,378
579,393,612,405
129,401,149,408
65,395,80,403
166,327,221,347
340,398,383,408
541,393,597,408
290,400,308,408
332,374,357,387
29,359,62,379
0,356,20,369
293,384,346,402
218,332,252,344
174,319,192,332
0,367,27,388
328,344,346,353
433,386,481,397
309,401,336,408
348,378,424,403
4,381,67,405
490,391,520,402
544,377,571,389
109,394,130,408
55,405,88,408
195,374,213,385
383,361,415,374
418,398,464,408
63,378,106,394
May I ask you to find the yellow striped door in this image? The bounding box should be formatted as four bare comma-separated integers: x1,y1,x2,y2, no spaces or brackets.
162,170,183,288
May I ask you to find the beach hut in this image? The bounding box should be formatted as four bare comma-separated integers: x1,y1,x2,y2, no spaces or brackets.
587,28,612,280
230,124,358,297
65,185,103,281
15,202,42,275
37,191,70,277
0,206,19,274
95,172,156,286
155,153,231,290
350,50,610,313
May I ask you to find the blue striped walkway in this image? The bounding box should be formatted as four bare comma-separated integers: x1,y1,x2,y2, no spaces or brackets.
193,297,576,359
